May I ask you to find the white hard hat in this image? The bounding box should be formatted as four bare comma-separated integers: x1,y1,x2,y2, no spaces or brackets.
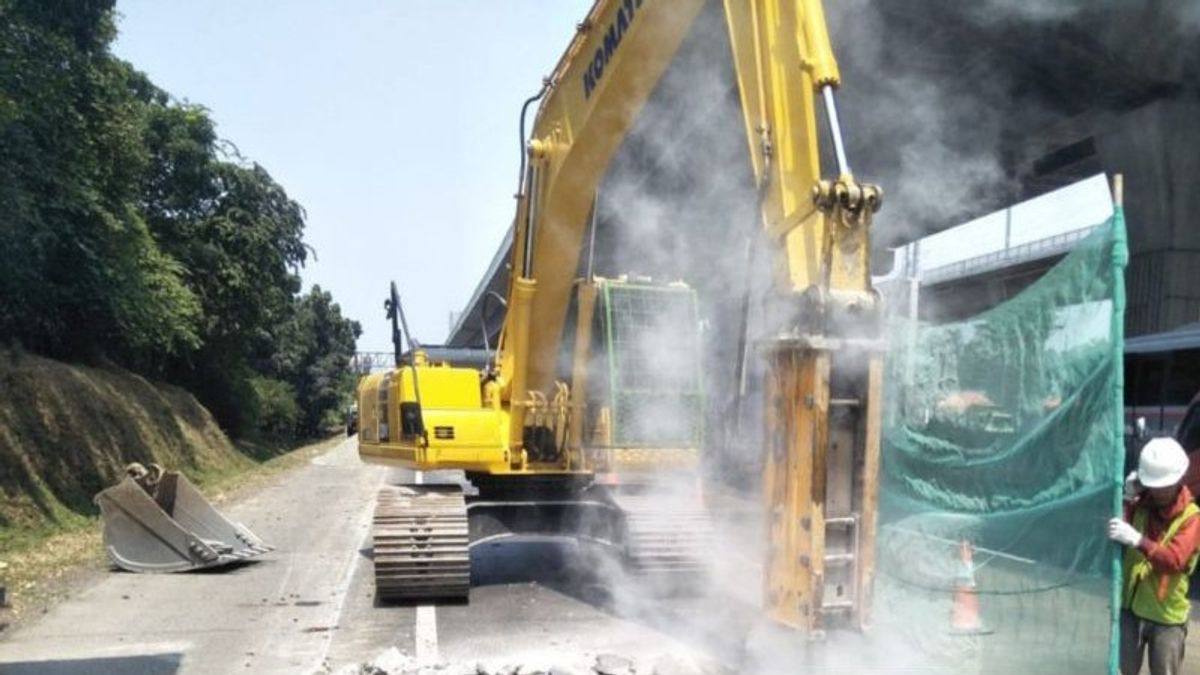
1136,437,1190,488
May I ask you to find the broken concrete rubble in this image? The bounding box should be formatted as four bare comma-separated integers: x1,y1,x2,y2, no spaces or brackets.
593,654,634,675
364,647,415,675
322,647,729,675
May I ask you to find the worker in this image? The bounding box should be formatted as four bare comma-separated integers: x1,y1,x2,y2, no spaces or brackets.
1109,437,1200,675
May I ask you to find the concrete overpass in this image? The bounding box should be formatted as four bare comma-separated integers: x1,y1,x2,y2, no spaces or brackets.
877,174,1115,322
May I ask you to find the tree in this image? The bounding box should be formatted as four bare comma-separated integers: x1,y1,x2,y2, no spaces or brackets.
269,287,362,436
137,95,311,431
0,0,360,438
0,0,201,362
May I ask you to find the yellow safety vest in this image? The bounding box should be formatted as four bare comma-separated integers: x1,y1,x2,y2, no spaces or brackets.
1122,501,1200,625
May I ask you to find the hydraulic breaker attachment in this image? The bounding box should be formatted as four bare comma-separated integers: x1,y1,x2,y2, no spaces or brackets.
94,463,273,573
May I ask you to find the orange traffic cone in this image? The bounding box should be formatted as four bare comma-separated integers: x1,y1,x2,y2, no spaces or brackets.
949,539,993,635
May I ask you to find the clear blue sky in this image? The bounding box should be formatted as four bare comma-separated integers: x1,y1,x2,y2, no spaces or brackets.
114,1,593,352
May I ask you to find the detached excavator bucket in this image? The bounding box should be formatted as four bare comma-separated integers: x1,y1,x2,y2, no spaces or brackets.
94,464,273,573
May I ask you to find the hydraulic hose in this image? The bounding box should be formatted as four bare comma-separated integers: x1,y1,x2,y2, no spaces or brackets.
479,290,507,356
516,81,550,196
387,281,428,445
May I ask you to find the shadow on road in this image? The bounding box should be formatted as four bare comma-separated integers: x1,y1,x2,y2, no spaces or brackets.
471,537,610,588
104,559,264,575
0,652,182,675
186,559,264,575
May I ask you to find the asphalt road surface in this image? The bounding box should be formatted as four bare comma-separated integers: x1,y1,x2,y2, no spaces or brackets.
0,437,762,674
4,437,1183,674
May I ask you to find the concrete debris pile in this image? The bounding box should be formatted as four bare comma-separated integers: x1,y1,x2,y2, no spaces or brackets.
325,647,732,675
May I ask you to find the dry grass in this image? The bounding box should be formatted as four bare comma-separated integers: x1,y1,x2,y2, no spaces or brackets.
0,528,103,627
0,349,250,544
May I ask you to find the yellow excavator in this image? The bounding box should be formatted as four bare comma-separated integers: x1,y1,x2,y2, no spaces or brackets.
357,0,883,634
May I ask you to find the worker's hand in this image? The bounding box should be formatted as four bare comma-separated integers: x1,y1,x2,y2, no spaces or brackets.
1108,518,1143,548
1124,472,1143,503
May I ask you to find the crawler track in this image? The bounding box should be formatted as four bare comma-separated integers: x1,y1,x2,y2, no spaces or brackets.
372,484,470,601
612,494,714,576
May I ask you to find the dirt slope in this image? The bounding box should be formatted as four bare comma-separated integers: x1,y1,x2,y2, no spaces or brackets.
0,349,251,548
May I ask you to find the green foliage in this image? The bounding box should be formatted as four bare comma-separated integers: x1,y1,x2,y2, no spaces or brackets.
247,377,300,439
268,286,362,436
0,0,360,439
0,1,200,362
137,90,313,435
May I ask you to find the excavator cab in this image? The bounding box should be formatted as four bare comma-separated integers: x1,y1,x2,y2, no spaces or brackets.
570,277,705,474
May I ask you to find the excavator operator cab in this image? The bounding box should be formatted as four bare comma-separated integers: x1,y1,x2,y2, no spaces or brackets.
565,277,705,475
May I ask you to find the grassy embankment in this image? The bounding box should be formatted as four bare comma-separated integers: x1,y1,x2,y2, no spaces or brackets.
0,349,342,620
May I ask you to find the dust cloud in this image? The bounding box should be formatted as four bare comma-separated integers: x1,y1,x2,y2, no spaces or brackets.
548,1,1175,672
824,0,1018,244
828,0,1200,251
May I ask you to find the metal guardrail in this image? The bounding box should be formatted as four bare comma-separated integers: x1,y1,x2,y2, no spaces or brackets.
921,225,1098,285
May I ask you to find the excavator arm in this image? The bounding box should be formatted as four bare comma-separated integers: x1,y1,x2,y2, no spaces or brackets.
499,0,711,447
723,0,884,633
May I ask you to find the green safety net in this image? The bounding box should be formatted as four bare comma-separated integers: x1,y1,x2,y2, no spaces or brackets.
873,209,1127,674
600,282,705,448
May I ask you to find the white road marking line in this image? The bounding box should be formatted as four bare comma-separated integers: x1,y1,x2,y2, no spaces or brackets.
415,605,439,663
314,451,387,670
413,470,440,663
